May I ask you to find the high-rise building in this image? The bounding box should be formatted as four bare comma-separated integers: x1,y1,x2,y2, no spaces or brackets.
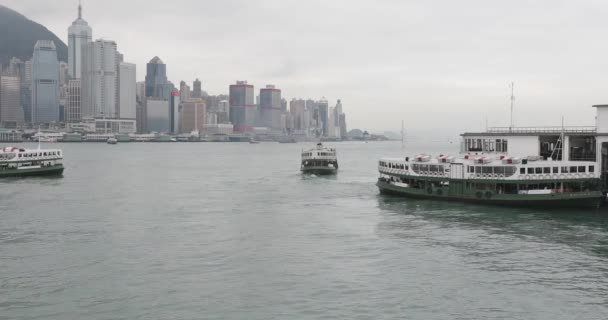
59,62,69,86
145,56,170,99
339,113,347,139
117,62,136,119
0,72,23,127
259,84,282,130
67,2,92,79
316,98,329,137
7,57,32,123
229,81,255,132
146,98,170,133
81,40,118,118
136,81,146,133
169,90,180,134
179,81,191,102
289,98,306,131
180,99,206,133
192,78,202,98
32,40,60,123
217,99,229,124
66,79,81,122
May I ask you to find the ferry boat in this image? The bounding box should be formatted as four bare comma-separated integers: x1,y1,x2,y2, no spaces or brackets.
301,142,338,175
0,146,64,177
376,105,608,209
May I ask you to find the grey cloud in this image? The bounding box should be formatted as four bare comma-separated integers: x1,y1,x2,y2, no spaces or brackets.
3,0,608,132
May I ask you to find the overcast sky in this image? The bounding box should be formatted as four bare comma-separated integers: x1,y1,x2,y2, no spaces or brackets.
4,0,608,134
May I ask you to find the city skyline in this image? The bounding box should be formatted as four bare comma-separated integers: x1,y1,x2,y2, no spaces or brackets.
4,0,608,133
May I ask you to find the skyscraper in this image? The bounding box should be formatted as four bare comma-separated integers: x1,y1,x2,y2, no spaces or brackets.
7,57,32,123
229,81,255,132
169,90,180,134
67,2,92,79
0,72,22,127
179,81,191,102
289,98,306,131
117,62,136,119
192,78,202,98
259,84,282,130
180,99,206,133
146,98,170,133
316,98,329,137
145,56,169,99
32,40,60,123
66,79,81,122
81,40,118,118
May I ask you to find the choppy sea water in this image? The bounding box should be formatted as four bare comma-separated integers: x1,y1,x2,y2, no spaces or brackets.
1,141,608,320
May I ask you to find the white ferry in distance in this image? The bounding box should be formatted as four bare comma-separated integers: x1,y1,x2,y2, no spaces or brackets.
301,142,338,175
376,105,608,209
0,146,64,177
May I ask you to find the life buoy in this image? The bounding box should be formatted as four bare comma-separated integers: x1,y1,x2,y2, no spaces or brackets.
485,191,492,199
498,174,505,178
475,191,483,199
427,187,433,194
436,189,443,196
525,175,530,180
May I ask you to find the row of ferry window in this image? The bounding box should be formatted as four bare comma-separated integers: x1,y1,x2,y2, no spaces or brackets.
318,152,335,156
466,166,517,176
17,151,61,158
303,152,313,157
379,161,407,170
464,138,508,152
518,166,594,175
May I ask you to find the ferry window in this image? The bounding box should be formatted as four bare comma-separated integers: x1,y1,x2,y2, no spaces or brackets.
561,166,569,173
505,167,516,176
543,167,550,174
18,154,21,158
494,167,505,175
527,168,534,174
475,167,481,174
552,167,558,174
570,166,577,173
589,166,595,173
520,168,525,174
482,167,492,174
535,168,542,174
578,166,585,173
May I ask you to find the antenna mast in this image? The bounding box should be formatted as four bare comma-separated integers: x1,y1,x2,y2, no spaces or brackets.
401,120,405,151
509,82,515,132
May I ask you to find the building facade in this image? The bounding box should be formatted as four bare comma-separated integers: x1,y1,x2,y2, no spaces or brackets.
32,40,60,123
81,40,118,118
66,79,81,122
145,56,170,99
118,62,136,119
146,98,170,133
192,78,202,98
180,99,206,133
259,85,282,130
229,81,255,132
67,2,92,79
0,72,22,127
169,91,180,134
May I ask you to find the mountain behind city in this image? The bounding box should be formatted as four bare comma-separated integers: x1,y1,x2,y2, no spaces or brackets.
0,5,67,65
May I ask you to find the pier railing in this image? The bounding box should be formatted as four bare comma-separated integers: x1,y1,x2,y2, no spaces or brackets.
487,126,596,134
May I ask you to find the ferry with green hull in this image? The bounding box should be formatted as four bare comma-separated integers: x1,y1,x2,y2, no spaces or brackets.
0,146,64,177
377,105,608,209
377,156,602,208
301,143,338,175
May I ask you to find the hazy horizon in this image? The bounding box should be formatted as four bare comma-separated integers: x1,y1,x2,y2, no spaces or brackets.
3,0,608,133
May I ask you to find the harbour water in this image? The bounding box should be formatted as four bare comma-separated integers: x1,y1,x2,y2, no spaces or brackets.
1,141,608,319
